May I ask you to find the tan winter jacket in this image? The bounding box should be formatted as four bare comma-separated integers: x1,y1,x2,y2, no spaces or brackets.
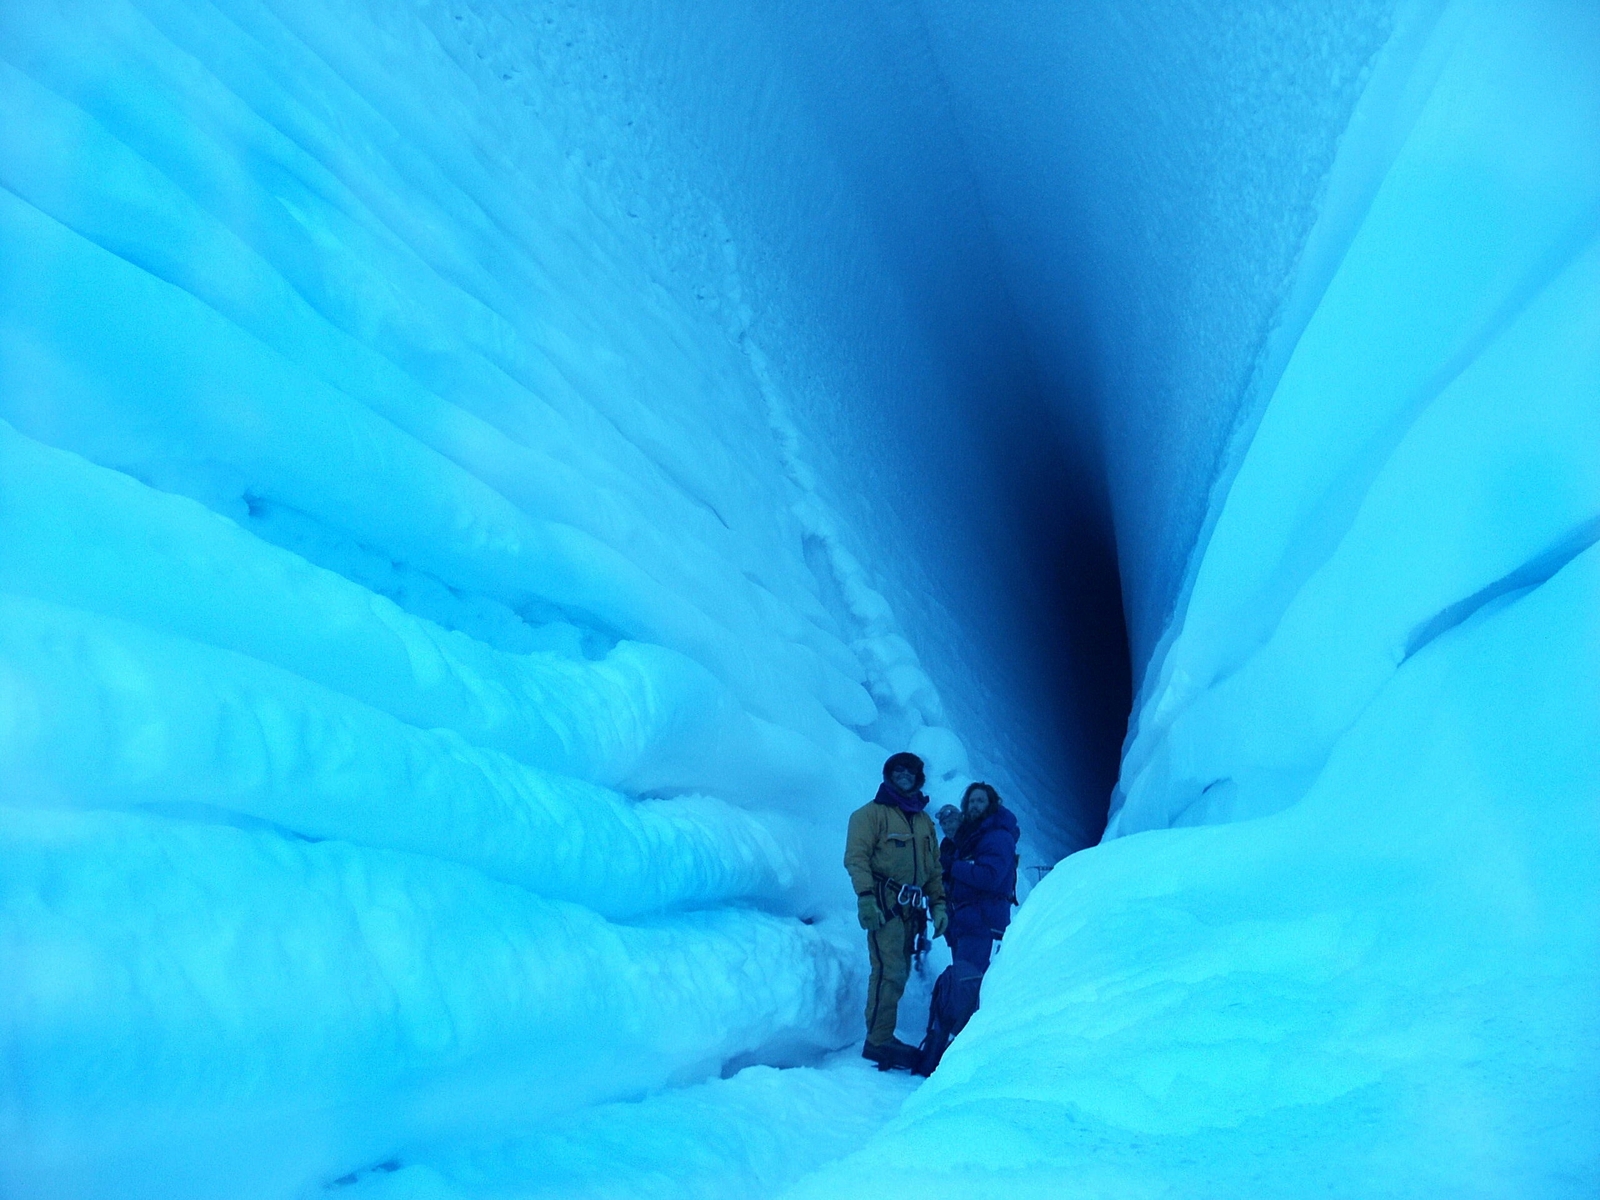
844,799,946,915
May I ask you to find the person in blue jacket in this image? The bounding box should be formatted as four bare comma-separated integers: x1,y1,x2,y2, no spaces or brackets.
942,782,1019,971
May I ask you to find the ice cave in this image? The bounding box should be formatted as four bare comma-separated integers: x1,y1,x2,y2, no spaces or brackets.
0,0,1596,1196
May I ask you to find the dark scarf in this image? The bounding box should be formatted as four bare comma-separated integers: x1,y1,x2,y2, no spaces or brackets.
874,781,929,816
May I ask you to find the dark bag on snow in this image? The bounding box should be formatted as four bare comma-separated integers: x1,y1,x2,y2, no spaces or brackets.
914,959,985,1076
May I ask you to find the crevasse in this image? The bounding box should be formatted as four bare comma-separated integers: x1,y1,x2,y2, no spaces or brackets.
0,0,1595,1197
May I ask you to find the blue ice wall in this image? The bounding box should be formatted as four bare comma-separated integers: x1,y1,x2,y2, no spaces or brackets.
1114,0,1600,835
794,0,1600,1193
907,0,1405,674
0,0,1124,1191
0,0,1003,1190
568,0,1137,841
544,0,1429,830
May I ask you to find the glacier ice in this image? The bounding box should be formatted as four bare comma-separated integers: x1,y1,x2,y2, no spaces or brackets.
0,0,1020,1192
1,0,1596,1196
792,0,1600,1196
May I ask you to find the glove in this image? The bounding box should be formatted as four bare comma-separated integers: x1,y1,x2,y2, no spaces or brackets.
931,904,949,939
856,893,885,932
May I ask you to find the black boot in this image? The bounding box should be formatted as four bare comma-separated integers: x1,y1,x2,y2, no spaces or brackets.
861,1038,918,1071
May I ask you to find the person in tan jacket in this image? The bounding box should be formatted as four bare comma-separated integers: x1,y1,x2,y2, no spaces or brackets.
844,752,948,1069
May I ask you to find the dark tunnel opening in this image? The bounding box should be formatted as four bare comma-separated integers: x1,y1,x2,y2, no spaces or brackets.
982,380,1133,850
1022,471,1131,848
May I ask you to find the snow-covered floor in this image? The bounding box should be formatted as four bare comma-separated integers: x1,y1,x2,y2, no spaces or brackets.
331,951,948,1199
338,1055,919,1200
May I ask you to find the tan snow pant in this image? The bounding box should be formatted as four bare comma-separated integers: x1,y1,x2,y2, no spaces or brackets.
865,914,916,1045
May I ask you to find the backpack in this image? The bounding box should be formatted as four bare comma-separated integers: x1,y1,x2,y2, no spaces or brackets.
913,959,985,1076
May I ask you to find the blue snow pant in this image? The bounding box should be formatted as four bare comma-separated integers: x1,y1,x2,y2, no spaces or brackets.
951,935,993,972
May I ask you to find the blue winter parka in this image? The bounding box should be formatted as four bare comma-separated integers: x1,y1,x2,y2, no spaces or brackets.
943,805,1019,943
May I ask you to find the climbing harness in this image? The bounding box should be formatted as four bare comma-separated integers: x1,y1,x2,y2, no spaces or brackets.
876,874,933,976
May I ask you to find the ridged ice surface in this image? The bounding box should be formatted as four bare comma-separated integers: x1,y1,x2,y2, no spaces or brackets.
0,0,984,1193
